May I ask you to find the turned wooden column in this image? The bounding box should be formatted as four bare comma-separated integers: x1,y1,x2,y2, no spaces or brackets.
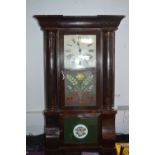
44,31,57,111
102,31,115,109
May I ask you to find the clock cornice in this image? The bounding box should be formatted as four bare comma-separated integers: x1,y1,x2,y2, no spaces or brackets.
34,15,124,31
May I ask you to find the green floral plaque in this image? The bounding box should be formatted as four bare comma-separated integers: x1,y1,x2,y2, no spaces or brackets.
64,116,98,144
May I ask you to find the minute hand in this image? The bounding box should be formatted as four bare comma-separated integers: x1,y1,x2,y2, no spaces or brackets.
77,42,82,54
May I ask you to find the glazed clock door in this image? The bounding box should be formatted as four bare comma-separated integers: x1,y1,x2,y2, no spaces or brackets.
58,30,101,109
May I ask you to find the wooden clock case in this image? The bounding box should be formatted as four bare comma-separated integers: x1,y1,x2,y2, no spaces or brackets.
34,15,124,155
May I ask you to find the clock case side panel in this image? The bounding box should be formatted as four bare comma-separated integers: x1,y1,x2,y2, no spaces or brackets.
43,31,61,150
57,29,102,110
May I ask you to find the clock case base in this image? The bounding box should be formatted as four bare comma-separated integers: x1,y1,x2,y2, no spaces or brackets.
44,110,116,155
45,148,116,155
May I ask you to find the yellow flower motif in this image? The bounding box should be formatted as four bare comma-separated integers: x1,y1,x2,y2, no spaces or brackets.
76,73,84,81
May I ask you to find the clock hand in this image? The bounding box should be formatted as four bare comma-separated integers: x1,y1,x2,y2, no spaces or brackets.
77,41,80,46
77,41,82,54
77,41,82,53
79,48,82,53
72,38,76,44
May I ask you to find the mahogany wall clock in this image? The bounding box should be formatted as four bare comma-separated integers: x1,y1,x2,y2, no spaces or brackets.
34,15,124,155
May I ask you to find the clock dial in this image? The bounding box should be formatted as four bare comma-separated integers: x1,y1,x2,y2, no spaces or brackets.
64,35,96,69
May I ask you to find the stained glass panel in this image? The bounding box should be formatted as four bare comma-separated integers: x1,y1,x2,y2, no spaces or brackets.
64,68,96,106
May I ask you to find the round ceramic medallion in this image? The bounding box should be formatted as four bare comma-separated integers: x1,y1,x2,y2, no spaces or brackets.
73,124,88,139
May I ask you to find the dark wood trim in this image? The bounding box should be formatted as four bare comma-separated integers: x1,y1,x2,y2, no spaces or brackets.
102,31,115,109
57,29,102,110
44,31,57,111
45,147,116,155
34,15,124,30
101,112,116,147
44,109,117,115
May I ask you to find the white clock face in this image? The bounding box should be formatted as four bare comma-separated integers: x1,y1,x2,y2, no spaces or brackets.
64,35,96,69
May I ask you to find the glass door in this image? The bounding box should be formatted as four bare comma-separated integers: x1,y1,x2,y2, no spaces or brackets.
63,34,97,107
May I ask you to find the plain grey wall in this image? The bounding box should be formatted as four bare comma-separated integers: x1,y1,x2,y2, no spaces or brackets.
26,0,129,135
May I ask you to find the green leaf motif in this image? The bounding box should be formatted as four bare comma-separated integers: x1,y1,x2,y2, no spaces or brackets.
66,74,78,86
83,74,94,86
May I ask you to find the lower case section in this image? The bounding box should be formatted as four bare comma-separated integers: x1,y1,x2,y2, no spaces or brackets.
45,147,116,155
44,110,116,155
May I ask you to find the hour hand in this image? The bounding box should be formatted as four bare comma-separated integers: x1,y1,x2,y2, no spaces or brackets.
77,41,80,46
72,38,76,44
79,48,82,53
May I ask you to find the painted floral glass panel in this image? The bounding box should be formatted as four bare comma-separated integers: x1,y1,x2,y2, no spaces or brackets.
64,69,96,106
